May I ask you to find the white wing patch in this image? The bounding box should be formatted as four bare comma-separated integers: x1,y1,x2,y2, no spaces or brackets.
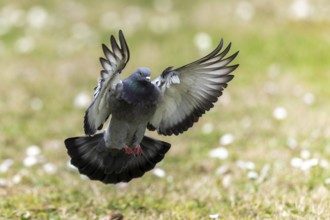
166,73,180,87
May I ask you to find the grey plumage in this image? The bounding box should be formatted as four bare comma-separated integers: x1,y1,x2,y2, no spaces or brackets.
64,30,239,184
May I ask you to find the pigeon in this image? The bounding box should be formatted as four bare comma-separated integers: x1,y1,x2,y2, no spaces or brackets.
64,30,239,184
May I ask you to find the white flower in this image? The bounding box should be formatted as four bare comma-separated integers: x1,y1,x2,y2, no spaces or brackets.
319,159,329,169
235,1,255,21
236,160,255,170
325,178,330,185
209,214,219,219
23,156,38,167
272,107,287,120
303,92,315,105
74,92,91,109
216,165,229,175
0,178,8,187
289,0,311,20
300,149,310,159
247,171,258,180
287,137,298,149
222,174,232,188
12,174,22,184
43,163,57,174
202,123,214,134
219,133,234,146
153,168,166,178
291,157,303,168
258,164,271,183
245,161,255,170
15,36,35,53
0,159,14,173
301,158,318,171
115,182,129,189
21,212,31,219
26,145,41,157
194,32,212,52
209,147,229,160
27,6,48,29
236,160,245,170
291,156,319,171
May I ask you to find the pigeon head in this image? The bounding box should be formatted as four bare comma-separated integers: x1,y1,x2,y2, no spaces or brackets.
122,67,159,105
130,67,151,82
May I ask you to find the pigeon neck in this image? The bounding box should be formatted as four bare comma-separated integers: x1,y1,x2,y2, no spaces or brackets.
122,80,159,106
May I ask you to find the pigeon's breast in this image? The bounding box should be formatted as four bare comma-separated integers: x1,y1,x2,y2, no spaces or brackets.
112,99,157,124
121,81,160,105
109,81,160,124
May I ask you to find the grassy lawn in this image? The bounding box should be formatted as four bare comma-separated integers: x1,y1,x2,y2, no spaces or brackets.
1,0,330,219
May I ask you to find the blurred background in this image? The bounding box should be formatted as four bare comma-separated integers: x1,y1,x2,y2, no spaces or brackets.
1,0,330,219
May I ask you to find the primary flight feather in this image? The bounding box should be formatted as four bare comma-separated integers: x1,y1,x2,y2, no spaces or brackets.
64,30,239,184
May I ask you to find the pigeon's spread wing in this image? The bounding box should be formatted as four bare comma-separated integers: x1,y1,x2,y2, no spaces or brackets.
84,30,130,135
149,39,239,136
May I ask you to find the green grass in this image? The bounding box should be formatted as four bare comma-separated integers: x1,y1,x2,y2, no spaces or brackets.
1,0,330,219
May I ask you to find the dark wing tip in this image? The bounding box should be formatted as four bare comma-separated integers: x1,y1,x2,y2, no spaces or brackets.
229,50,239,60
102,43,110,54
228,64,239,73
218,38,224,49
99,57,108,67
84,108,95,135
118,30,130,61
110,35,116,46
227,74,235,81
175,37,230,71
158,113,200,136
147,123,157,131
110,35,120,52
99,30,131,76
197,38,225,63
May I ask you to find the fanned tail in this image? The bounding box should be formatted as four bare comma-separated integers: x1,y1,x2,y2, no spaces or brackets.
64,133,170,184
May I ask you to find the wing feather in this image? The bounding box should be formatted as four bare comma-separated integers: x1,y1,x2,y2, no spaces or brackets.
149,39,238,136
84,30,130,135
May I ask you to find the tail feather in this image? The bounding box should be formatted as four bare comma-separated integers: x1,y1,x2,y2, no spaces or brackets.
141,136,170,164
64,133,171,184
66,133,107,181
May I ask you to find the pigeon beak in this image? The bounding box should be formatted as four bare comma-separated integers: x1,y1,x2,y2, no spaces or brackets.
146,76,151,81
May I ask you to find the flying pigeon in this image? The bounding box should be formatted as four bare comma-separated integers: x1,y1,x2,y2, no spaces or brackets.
64,30,239,184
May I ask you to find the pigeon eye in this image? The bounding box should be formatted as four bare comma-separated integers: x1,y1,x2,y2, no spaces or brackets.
139,72,143,76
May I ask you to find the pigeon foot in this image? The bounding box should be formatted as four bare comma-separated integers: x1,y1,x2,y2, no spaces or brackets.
134,145,143,155
123,145,135,156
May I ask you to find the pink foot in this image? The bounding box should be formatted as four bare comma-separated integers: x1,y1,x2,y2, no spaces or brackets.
123,145,135,156
134,145,143,155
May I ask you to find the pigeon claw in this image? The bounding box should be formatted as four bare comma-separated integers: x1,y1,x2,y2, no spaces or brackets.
134,145,143,155
123,145,136,156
